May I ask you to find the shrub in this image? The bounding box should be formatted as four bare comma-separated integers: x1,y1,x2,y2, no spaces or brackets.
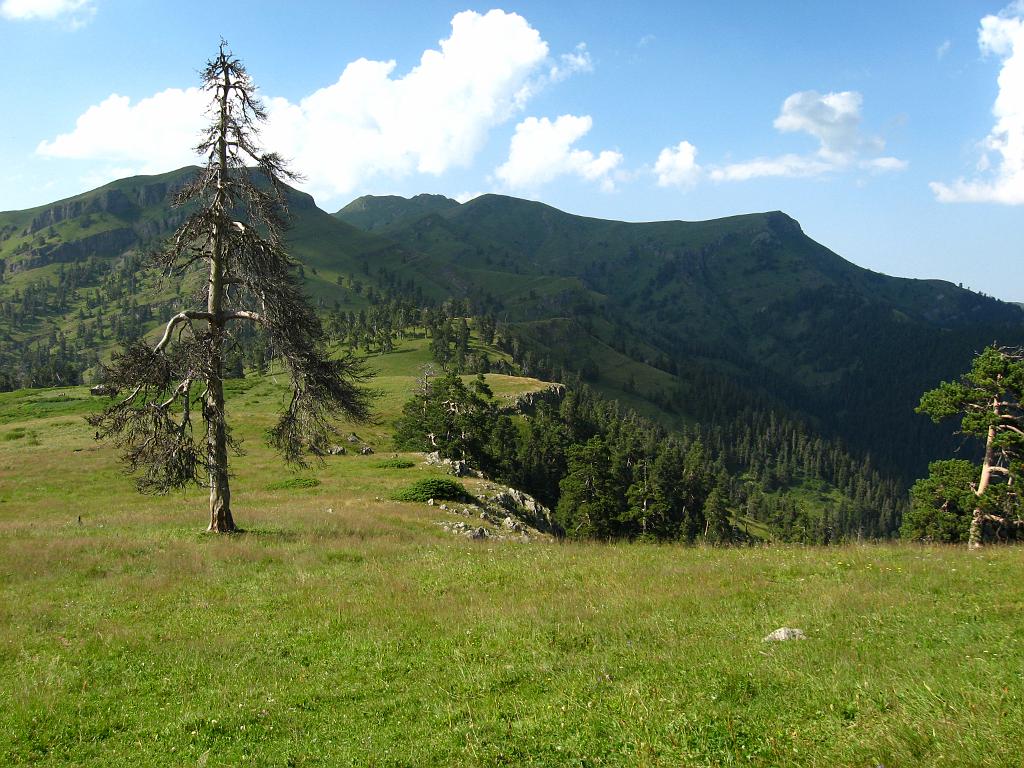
392,477,471,503
266,477,321,491
375,458,416,469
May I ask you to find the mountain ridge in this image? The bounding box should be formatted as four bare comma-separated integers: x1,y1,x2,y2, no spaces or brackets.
2,169,1022,483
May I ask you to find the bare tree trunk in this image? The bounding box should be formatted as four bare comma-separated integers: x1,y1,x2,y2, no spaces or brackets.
969,400,1000,549
206,63,235,534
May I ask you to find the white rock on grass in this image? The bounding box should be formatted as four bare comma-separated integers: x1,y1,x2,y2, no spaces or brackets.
763,627,807,642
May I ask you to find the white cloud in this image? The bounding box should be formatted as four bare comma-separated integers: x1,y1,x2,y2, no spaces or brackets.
710,154,832,182
937,39,952,59
862,156,909,173
711,89,902,182
1,0,94,24
35,10,593,203
37,88,207,172
548,43,593,83
654,140,701,187
494,114,622,191
773,90,882,163
930,3,1024,204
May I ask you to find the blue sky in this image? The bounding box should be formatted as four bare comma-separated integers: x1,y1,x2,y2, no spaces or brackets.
2,0,1022,300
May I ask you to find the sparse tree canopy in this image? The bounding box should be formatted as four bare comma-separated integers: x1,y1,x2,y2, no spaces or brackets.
916,345,1024,548
89,41,372,532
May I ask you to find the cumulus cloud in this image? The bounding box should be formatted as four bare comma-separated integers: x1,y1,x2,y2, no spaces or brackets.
930,3,1024,204
1,0,94,24
37,88,207,172
654,140,701,187
35,10,592,202
494,114,622,191
710,89,904,182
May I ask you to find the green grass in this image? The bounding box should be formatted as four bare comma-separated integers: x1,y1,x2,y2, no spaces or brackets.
1,340,1023,766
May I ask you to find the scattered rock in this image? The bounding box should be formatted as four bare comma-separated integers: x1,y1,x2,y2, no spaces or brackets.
90,384,114,397
465,526,488,540
439,504,448,511
491,487,556,533
427,498,435,506
424,451,483,478
763,627,807,642
346,433,360,444
327,445,346,456
359,446,374,455
503,516,524,532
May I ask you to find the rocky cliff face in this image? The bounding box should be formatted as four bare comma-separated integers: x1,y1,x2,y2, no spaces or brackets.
27,180,187,234
497,383,566,415
7,228,138,273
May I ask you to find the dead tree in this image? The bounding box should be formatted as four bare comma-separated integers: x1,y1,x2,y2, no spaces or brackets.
89,41,371,532
917,345,1024,548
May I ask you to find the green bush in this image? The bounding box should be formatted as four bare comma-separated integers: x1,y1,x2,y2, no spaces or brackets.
375,458,416,469
392,477,471,503
266,477,321,491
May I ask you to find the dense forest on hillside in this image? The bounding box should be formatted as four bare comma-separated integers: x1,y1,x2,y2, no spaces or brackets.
3,169,1022,542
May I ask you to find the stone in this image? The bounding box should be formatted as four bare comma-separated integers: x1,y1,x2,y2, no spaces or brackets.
359,446,374,455
439,504,448,511
346,434,360,444
465,526,488,540
427,498,435,506
327,445,346,455
763,627,807,642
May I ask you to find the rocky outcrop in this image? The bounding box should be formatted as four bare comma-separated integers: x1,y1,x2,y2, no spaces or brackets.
430,476,559,543
9,228,138,273
27,179,189,235
424,451,484,478
497,383,565,415
487,485,557,533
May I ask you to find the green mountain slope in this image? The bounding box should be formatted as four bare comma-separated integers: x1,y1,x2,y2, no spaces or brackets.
337,193,1024,478
3,172,1021,483
334,193,460,232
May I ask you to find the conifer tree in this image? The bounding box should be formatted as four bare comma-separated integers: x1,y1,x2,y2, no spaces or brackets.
916,345,1024,547
89,42,371,532
556,436,619,538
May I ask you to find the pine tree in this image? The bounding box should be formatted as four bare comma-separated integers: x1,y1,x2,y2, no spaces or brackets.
556,436,620,538
916,345,1024,547
88,42,371,532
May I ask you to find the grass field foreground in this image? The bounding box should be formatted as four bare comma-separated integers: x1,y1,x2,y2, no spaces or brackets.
1,343,1023,766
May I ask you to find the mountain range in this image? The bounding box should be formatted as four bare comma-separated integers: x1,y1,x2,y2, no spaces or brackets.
2,166,1022,483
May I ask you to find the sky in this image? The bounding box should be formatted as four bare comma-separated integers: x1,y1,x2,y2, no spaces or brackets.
1,1,1023,300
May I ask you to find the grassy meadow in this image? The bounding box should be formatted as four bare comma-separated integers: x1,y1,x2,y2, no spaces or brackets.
1,339,1023,766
